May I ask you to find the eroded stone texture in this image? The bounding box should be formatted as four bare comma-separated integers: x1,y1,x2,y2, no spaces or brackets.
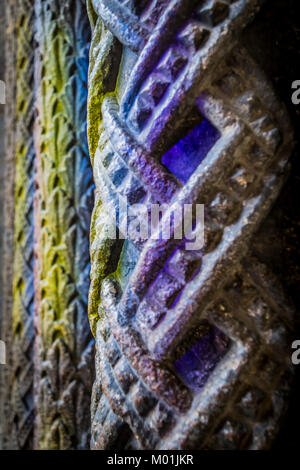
0,0,18,451
87,0,295,450
33,0,94,449
1,0,95,450
8,0,36,449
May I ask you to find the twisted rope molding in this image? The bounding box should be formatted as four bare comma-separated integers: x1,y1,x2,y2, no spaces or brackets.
87,0,295,450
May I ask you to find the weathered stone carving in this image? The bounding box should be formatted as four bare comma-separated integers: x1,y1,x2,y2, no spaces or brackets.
0,0,18,450
87,0,295,449
34,0,94,449
8,0,36,449
1,0,94,450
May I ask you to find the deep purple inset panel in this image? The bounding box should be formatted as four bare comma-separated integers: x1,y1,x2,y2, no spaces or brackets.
174,326,230,392
161,119,220,184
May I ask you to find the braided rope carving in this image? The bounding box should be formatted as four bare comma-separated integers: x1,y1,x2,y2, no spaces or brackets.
34,0,94,449
88,0,295,449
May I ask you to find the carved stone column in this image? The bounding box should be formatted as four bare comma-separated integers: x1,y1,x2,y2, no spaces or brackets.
33,0,94,449
0,0,18,450
1,0,94,450
8,0,36,449
87,0,295,450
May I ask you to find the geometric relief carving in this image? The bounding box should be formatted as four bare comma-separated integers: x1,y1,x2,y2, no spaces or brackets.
34,0,94,449
1,0,94,450
10,0,36,449
87,0,295,449
0,0,18,450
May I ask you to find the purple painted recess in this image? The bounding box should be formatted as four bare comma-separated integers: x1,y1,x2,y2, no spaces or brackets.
161,119,220,184
174,326,230,392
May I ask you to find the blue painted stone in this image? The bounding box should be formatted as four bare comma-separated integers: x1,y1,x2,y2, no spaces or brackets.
161,119,220,183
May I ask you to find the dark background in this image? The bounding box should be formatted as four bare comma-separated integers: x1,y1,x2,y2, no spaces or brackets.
243,0,300,449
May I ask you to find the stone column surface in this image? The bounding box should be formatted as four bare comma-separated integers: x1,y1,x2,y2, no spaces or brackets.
33,0,94,450
87,0,296,450
0,0,94,450
0,0,17,451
